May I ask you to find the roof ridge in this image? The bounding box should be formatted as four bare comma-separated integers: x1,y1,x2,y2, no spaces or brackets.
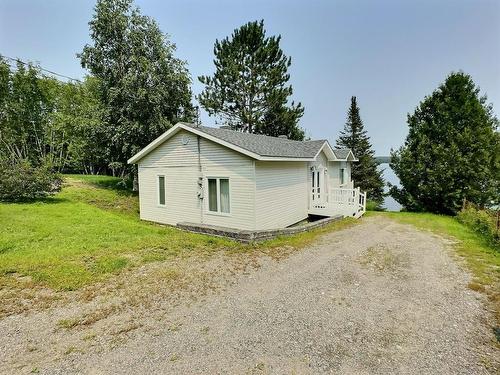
129,122,357,163
183,123,323,144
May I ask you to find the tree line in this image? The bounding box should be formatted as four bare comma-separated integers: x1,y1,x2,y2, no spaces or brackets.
0,0,498,215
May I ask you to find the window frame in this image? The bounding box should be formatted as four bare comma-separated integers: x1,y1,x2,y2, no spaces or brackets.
339,168,345,185
206,177,231,216
157,174,166,207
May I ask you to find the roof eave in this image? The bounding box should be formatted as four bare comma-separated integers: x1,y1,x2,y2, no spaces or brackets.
128,122,316,164
127,124,183,164
313,140,338,161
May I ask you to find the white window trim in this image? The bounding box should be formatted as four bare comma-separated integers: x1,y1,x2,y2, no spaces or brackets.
339,168,346,186
157,174,166,207
206,177,231,216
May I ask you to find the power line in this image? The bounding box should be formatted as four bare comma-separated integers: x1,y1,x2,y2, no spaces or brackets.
0,54,82,82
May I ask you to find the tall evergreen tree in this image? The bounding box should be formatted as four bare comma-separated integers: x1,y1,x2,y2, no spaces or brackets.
336,96,385,203
390,72,500,214
79,0,193,179
198,20,304,140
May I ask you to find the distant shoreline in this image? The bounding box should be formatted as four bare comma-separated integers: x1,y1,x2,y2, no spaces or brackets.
377,162,402,212
375,156,391,164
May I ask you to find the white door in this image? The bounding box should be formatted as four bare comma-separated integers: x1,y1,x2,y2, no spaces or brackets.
311,168,324,202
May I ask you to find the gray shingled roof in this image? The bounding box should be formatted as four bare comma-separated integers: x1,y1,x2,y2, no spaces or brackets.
183,123,353,159
128,122,357,164
332,149,352,159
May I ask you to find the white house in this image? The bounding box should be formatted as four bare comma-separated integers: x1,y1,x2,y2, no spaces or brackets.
128,122,366,231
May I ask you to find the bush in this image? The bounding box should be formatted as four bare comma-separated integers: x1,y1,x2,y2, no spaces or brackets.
366,199,386,211
457,206,500,248
0,159,62,201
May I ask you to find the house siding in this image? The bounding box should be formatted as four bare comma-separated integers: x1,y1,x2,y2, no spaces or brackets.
255,161,308,230
328,160,352,187
138,130,256,230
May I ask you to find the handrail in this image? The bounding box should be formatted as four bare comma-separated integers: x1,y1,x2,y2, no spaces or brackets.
310,187,367,217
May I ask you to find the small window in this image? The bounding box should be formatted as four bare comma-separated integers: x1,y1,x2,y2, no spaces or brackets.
158,175,166,206
207,178,230,214
208,178,217,211
339,168,345,185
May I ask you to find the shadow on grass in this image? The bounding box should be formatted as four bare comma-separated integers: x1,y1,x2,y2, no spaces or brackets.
65,174,138,197
0,196,69,205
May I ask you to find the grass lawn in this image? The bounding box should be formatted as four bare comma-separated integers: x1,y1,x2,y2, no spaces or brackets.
0,175,239,290
0,175,356,291
370,211,500,322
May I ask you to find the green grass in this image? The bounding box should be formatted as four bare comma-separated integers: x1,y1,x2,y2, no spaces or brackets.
373,211,500,321
0,174,357,291
0,175,238,290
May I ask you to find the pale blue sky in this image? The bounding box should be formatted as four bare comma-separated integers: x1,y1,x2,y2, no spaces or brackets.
1,0,499,155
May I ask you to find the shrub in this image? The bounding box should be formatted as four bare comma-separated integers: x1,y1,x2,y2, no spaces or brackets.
0,158,62,201
366,199,386,211
457,206,500,248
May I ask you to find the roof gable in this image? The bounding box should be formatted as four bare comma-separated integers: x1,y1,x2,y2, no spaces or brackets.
333,149,358,161
128,122,356,164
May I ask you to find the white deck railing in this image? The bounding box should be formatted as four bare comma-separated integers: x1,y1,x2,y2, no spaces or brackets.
309,187,366,218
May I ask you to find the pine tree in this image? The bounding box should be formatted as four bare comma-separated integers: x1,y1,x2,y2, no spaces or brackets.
390,72,500,214
336,96,385,204
198,20,304,140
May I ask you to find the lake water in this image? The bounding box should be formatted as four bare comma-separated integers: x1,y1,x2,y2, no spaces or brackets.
378,163,402,212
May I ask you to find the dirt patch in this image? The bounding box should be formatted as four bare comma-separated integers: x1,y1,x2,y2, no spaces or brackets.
0,216,498,374
358,244,411,275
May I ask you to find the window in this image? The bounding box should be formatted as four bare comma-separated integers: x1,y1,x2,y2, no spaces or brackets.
207,178,230,214
339,168,345,185
158,175,166,206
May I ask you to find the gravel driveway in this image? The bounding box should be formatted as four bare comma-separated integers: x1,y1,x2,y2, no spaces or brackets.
1,216,498,374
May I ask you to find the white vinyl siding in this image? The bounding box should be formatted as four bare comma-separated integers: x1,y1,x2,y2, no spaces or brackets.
137,130,358,230
139,166,200,225
255,161,308,229
328,160,352,187
137,130,255,230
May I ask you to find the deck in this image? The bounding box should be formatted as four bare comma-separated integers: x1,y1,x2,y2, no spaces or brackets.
308,187,366,219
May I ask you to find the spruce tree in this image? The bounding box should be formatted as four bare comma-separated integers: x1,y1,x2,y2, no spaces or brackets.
390,72,500,214
198,20,304,140
336,96,385,204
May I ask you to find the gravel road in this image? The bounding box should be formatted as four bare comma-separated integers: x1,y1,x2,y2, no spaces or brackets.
1,216,498,374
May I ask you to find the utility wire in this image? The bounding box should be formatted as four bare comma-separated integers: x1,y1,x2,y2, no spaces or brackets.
0,54,82,82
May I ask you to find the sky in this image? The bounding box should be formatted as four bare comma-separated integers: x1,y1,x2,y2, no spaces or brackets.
1,0,499,156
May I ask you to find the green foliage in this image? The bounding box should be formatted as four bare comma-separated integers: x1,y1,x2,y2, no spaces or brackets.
0,59,52,165
366,200,386,211
0,158,62,201
1,0,194,179
390,72,500,214
79,0,194,171
0,59,67,200
198,20,304,140
48,76,108,174
457,206,499,248
0,57,104,174
336,97,385,203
